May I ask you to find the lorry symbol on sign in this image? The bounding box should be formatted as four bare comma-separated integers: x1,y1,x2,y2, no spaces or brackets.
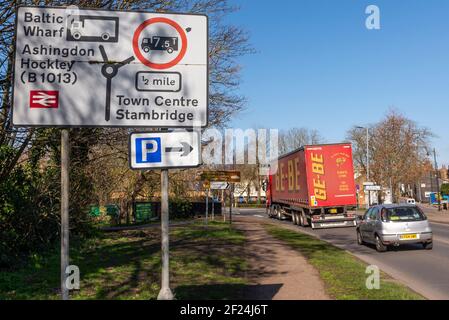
67,16,119,42
141,36,179,54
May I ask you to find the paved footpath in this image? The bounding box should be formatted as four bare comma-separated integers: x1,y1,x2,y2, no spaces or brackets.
234,216,330,300
419,204,449,225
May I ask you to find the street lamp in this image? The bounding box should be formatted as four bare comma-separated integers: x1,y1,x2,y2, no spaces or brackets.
421,146,442,211
432,148,442,211
356,126,370,207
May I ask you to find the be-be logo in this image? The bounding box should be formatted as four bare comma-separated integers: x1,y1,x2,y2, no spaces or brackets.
136,137,162,163
30,90,59,108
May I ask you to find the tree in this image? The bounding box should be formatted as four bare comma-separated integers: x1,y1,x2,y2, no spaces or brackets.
278,127,323,155
347,110,434,202
441,183,449,196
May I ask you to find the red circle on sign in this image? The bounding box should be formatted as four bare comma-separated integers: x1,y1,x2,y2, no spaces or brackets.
133,17,187,70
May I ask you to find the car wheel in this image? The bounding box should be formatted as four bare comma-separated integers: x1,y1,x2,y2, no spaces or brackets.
357,230,364,245
423,242,433,250
375,235,387,252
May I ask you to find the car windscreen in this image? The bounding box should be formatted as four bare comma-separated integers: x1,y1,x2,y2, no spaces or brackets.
384,207,426,222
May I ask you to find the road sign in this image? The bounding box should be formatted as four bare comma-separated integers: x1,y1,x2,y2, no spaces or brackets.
210,182,229,190
364,185,381,191
12,6,208,127
198,171,241,183
363,182,375,186
129,131,201,169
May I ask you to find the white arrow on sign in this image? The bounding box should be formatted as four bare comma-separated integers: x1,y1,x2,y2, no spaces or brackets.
129,131,201,169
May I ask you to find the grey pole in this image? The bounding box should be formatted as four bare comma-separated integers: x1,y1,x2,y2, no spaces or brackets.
205,188,209,225
211,191,215,221
60,129,70,300
433,149,442,211
157,169,173,300
366,127,371,208
229,185,233,225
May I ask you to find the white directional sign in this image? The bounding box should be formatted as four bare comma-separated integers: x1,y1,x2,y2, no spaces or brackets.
210,182,229,190
12,6,208,127
364,185,381,191
129,131,201,169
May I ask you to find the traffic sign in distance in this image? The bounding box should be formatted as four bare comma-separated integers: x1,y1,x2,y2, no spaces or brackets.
129,131,201,169
198,171,241,183
210,182,230,190
13,7,208,127
364,185,381,191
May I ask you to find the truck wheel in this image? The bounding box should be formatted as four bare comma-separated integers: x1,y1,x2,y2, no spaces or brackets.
101,33,110,41
277,207,282,220
143,47,150,53
72,32,81,40
299,214,305,227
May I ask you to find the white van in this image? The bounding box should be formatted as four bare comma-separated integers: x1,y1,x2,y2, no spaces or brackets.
399,198,416,205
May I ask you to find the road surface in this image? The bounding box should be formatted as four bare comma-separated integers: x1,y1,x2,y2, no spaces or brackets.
233,207,449,300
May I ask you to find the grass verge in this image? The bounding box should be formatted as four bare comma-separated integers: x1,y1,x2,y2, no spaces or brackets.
265,224,424,300
0,221,247,300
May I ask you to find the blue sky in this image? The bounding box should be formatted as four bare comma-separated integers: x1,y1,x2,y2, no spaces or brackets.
226,0,449,166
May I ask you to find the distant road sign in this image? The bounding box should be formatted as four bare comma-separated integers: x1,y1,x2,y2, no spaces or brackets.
198,171,241,183
129,131,201,169
364,185,381,191
210,182,229,190
12,6,208,127
363,182,375,186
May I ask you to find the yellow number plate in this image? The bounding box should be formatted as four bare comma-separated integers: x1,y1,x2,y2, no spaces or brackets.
329,209,338,214
400,234,417,240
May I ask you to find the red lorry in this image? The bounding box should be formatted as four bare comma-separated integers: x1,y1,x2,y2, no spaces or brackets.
266,143,358,229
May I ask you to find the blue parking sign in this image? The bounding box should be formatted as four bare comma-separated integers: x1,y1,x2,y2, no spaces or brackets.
136,137,162,163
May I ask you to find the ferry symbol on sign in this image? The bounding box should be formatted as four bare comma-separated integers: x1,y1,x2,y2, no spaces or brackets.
29,90,59,108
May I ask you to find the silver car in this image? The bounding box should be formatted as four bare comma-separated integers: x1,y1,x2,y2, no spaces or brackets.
356,204,433,252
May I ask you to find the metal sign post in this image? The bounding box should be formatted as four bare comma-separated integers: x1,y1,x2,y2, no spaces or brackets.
205,188,209,225
229,185,233,225
211,192,215,221
60,129,70,300
157,169,173,300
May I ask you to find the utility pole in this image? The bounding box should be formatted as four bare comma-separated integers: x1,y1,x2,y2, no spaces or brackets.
60,129,70,300
157,169,173,300
433,148,442,211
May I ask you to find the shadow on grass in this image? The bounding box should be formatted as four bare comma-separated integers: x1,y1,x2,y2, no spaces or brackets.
175,283,283,300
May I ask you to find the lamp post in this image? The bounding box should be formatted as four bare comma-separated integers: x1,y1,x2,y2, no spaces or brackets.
433,148,442,211
357,126,370,208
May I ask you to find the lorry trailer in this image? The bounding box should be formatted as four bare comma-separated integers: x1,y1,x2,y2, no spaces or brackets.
266,143,358,229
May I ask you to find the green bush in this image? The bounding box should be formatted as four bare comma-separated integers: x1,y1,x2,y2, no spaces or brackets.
441,183,449,196
170,198,193,219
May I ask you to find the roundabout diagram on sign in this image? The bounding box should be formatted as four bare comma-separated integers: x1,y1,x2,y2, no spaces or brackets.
133,17,188,70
